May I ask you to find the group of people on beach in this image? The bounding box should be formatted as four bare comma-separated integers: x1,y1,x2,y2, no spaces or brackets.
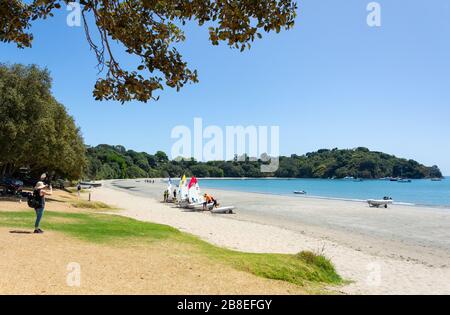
145,179,156,184
163,188,177,202
163,189,218,211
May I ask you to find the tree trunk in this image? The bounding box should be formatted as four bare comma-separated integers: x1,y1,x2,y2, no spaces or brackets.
0,164,6,177
5,164,12,178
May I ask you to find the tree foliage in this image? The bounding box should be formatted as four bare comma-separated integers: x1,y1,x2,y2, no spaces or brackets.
1,0,297,103
85,145,442,180
0,63,86,180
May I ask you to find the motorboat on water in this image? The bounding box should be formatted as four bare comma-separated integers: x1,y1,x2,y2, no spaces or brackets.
293,190,307,195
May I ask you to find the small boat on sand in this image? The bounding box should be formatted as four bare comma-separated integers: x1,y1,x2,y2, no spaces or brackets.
211,206,235,214
367,199,393,208
80,181,102,188
175,176,235,214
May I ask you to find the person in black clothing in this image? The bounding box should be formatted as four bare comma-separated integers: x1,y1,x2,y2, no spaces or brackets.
33,181,52,234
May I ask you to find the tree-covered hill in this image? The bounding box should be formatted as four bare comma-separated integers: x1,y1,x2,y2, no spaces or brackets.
85,145,442,180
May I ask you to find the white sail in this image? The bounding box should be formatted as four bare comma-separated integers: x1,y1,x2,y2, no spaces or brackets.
177,176,189,202
167,178,174,196
188,182,204,204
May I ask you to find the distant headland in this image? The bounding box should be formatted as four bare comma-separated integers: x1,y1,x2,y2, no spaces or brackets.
85,145,442,180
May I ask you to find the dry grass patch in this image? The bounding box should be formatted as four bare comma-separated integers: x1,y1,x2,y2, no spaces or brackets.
70,200,115,210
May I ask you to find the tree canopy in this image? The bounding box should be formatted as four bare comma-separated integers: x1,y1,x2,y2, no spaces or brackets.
0,63,86,180
85,145,443,180
1,0,297,103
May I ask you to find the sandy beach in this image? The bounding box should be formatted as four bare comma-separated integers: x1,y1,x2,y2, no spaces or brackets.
0,191,306,295
91,179,450,295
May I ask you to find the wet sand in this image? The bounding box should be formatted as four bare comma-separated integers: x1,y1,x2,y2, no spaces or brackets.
92,179,450,294
109,179,450,265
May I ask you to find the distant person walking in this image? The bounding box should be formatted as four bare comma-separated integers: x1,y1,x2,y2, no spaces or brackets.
77,184,81,197
33,181,52,234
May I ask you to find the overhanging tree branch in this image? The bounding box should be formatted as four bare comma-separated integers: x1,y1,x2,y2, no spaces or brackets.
0,0,298,103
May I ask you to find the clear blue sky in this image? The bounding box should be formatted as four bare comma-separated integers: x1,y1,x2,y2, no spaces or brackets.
2,0,450,174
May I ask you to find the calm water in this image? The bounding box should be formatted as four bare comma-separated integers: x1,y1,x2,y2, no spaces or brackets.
200,177,450,207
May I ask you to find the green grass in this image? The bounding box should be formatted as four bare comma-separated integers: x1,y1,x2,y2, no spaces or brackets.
0,210,342,288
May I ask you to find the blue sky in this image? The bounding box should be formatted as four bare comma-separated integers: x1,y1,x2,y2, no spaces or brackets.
2,0,450,174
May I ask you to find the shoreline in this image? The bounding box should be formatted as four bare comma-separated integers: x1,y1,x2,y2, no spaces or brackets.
139,177,450,210
92,179,450,294
198,185,450,209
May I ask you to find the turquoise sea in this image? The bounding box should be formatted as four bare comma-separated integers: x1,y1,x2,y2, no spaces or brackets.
199,177,450,207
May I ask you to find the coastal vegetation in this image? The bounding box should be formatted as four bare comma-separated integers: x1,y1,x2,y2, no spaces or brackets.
85,145,442,180
0,64,86,180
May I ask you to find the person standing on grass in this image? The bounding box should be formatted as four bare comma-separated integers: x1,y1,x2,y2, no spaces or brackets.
33,181,52,234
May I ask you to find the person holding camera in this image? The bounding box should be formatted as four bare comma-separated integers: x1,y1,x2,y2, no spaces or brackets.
33,181,52,234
